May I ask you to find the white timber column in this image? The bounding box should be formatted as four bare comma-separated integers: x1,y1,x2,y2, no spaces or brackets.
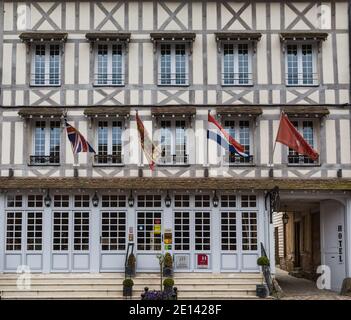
127,192,136,256
0,193,5,273
163,192,172,254
42,202,51,273
346,197,351,278
211,200,220,272
90,194,100,273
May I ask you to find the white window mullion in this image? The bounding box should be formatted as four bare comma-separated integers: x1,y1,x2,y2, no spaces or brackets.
108,122,112,155
45,45,50,86
45,121,50,156
234,45,239,85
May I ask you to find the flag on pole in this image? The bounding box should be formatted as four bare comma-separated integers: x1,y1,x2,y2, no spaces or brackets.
136,112,161,170
207,113,248,157
275,112,319,161
65,119,96,154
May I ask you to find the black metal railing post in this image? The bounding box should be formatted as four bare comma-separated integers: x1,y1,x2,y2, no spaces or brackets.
260,242,274,295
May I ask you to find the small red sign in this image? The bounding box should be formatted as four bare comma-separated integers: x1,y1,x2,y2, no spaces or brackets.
197,254,208,268
154,219,161,225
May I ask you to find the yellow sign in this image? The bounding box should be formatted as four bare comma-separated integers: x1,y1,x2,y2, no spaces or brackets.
154,224,161,234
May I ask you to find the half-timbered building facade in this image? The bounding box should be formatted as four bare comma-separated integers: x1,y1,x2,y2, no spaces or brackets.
0,0,350,292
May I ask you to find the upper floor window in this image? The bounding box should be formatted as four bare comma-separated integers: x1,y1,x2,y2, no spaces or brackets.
31,120,61,165
286,44,317,86
95,44,124,86
159,119,188,165
31,44,61,86
222,43,252,86
223,120,253,164
159,43,188,86
95,120,123,165
288,120,318,165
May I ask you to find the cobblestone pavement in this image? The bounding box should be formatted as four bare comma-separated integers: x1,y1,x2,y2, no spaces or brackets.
274,268,351,300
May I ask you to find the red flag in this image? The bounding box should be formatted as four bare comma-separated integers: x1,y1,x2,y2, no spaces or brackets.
276,112,319,161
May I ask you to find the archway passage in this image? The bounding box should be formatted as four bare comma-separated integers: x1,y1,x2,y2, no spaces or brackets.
273,198,346,292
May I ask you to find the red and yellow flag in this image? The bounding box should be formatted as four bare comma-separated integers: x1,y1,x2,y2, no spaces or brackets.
136,112,161,170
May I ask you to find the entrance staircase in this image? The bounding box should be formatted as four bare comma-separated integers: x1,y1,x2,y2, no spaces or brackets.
0,272,262,300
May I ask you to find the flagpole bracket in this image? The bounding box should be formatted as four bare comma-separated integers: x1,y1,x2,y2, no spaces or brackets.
264,186,280,224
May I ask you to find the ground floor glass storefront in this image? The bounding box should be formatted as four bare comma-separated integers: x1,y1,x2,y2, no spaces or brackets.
0,192,265,273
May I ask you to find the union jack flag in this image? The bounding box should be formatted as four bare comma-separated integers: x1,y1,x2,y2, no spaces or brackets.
65,119,95,154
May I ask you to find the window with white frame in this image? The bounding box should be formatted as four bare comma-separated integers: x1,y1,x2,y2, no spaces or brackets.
288,120,317,165
101,211,126,251
95,120,123,165
27,212,43,251
53,212,69,251
6,212,22,251
221,212,237,251
223,120,253,164
159,119,188,165
31,43,61,86
222,43,252,85
159,43,188,85
73,212,89,251
31,120,61,165
95,44,124,85
242,212,257,251
286,43,317,85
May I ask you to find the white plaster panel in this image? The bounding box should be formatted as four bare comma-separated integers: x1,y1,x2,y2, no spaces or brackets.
79,43,90,84
325,120,336,164
207,35,217,85
2,122,11,164
14,122,23,165
143,43,154,84
16,43,26,85
340,119,351,164
260,120,269,164
129,43,139,85
65,43,75,85
2,44,12,85
337,34,349,84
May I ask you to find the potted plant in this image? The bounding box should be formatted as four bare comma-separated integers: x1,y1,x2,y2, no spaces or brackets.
163,278,174,294
123,278,134,297
256,256,270,298
125,253,136,277
163,252,173,277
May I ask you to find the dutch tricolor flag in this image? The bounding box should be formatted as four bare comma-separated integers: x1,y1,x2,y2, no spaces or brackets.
207,113,249,158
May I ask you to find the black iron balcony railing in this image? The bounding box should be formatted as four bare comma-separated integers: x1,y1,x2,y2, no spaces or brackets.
158,73,189,85
94,154,123,165
222,72,253,85
224,154,254,164
158,154,188,165
285,72,318,86
30,73,61,86
94,73,124,86
30,155,60,165
288,154,318,165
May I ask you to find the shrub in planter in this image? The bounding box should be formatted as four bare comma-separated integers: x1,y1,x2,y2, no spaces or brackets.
123,278,134,297
163,253,173,277
256,256,270,298
163,278,174,293
125,253,136,277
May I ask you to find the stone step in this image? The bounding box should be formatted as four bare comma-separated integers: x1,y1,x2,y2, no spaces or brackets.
0,284,256,292
0,279,260,286
0,272,262,300
1,288,255,298
0,272,261,280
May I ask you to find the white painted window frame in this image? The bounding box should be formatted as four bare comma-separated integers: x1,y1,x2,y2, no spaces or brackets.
31,119,61,165
95,119,124,166
31,43,62,86
158,42,189,86
285,42,318,86
157,118,188,165
221,118,254,165
287,119,319,166
94,42,125,86
221,41,253,86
